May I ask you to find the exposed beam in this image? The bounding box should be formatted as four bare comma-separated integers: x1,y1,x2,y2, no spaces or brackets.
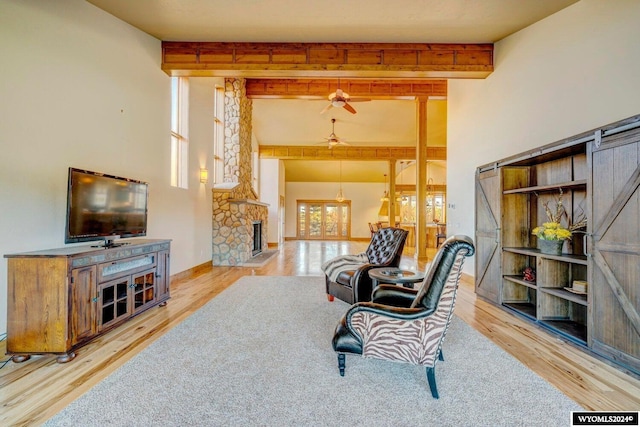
258,145,446,161
246,78,446,99
162,42,493,78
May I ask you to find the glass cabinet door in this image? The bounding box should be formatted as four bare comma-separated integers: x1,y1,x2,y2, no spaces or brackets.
99,277,131,330
133,270,156,313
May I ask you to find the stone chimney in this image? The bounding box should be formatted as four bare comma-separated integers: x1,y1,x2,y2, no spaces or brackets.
212,78,268,266
223,78,257,200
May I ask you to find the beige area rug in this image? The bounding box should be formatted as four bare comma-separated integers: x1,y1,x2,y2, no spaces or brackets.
45,275,581,426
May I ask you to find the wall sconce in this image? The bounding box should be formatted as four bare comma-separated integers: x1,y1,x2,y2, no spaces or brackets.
199,168,208,184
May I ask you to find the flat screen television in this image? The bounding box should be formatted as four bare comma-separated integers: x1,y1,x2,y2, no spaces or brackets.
65,168,148,247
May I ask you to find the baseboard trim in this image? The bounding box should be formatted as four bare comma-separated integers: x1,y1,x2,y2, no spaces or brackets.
284,237,371,242
170,260,212,284
461,272,475,285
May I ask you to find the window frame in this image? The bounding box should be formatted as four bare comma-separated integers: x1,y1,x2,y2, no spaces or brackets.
170,77,189,189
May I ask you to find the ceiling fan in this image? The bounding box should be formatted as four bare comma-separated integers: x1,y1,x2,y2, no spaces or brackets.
320,88,370,115
323,118,349,149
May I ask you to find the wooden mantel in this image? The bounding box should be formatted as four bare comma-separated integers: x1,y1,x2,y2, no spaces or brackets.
162,42,493,79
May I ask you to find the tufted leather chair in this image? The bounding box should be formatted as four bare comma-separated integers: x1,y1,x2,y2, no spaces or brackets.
332,235,475,398
324,227,408,304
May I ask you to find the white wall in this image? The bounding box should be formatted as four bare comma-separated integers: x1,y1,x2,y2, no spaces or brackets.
259,158,280,244
0,0,214,335
285,182,384,238
447,0,640,276
190,77,225,262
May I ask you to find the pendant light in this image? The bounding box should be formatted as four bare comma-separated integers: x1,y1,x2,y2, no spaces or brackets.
380,174,389,201
335,160,345,202
398,161,407,202
379,173,390,218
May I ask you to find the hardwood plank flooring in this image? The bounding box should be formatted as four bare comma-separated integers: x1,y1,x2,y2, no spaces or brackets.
1,240,639,426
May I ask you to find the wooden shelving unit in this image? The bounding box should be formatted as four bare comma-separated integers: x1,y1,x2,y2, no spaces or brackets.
475,113,640,375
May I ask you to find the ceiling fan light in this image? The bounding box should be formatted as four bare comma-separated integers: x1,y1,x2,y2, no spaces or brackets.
332,100,346,107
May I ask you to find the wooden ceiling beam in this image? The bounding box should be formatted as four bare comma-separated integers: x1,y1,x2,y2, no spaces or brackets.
259,145,446,161
245,78,447,99
162,42,493,79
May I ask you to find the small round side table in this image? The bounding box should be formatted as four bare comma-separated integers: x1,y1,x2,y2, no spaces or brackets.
368,267,425,289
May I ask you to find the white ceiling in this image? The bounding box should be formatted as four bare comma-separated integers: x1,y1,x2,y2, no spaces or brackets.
86,0,579,182
86,0,578,44
252,99,418,147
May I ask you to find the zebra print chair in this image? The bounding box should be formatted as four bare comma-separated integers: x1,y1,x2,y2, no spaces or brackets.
331,235,475,398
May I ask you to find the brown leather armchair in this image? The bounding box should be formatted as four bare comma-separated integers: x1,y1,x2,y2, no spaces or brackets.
322,227,408,304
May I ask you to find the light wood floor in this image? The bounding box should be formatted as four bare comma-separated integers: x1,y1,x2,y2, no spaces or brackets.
1,240,640,426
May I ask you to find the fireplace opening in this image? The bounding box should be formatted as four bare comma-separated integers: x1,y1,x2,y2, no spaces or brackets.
252,221,263,256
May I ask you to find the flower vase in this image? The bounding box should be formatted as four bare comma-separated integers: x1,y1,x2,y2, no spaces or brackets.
538,239,563,255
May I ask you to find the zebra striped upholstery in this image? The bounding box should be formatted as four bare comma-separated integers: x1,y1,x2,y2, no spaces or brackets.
332,235,475,398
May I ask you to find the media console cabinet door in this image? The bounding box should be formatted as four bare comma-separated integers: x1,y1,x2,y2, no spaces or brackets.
7,258,70,354
70,265,98,346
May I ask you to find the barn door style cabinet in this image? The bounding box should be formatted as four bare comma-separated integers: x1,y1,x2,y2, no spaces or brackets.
475,114,640,375
5,239,171,363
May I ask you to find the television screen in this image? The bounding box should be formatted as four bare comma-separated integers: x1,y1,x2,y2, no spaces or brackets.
65,168,148,244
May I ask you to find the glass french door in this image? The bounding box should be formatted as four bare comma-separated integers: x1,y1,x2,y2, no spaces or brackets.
297,200,350,240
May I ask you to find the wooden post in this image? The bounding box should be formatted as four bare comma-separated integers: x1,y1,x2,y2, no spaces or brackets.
389,160,397,226
416,97,429,259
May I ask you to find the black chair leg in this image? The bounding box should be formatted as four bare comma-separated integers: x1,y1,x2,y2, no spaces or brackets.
425,366,439,399
338,353,345,376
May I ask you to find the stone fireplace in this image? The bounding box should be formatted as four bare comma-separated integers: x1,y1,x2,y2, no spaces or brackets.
211,78,268,266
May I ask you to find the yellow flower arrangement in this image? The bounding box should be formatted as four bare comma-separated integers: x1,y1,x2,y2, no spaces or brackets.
531,190,587,241
532,222,572,241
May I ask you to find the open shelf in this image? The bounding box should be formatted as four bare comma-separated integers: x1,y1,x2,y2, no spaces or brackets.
503,275,537,289
539,287,587,306
503,247,588,265
503,179,587,195
503,302,537,320
540,320,587,344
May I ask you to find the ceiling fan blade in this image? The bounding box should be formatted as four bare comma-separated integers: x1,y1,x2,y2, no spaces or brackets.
320,103,333,115
342,103,357,114
346,97,371,102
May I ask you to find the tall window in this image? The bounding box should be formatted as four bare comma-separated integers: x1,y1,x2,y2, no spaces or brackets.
426,193,446,223
213,85,225,184
397,193,445,224
170,77,189,188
